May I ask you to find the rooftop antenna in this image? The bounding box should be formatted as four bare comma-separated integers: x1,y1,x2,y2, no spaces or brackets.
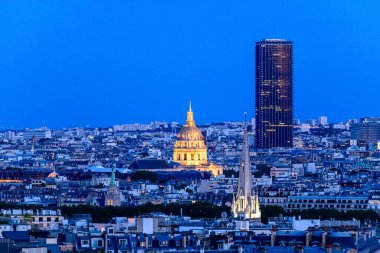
244,112,248,130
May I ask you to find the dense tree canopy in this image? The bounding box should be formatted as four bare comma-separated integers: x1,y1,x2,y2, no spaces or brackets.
61,202,230,222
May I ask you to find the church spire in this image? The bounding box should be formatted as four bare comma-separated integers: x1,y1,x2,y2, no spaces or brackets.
109,169,116,187
186,100,195,126
231,112,261,220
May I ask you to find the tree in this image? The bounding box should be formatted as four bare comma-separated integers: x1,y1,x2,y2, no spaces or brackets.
254,164,270,177
223,170,239,177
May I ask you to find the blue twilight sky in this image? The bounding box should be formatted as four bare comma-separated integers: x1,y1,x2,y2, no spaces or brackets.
0,0,379,129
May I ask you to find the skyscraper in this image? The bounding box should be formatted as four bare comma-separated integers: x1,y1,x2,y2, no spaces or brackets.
255,39,293,148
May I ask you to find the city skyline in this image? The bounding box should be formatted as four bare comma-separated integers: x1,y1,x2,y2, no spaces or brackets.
1,1,380,128
0,2,380,251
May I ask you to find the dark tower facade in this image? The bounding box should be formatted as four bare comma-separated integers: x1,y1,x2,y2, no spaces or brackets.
255,39,293,148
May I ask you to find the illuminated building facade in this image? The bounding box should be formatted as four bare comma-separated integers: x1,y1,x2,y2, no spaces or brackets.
255,39,293,148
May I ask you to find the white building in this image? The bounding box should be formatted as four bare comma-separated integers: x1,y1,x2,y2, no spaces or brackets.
318,116,328,126
24,128,51,140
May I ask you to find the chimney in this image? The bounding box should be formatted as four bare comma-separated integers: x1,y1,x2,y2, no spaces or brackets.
296,245,304,253
306,227,312,247
322,228,328,247
326,245,332,253
182,235,187,248
271,226,277,246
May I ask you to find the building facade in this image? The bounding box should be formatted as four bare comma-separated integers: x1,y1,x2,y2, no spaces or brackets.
255,39,293,148
286,196,368,212
351,117,380,145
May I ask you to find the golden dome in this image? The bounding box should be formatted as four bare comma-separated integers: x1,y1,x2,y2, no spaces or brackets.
177,125,205,141
173,102,207,166
48,168,59,178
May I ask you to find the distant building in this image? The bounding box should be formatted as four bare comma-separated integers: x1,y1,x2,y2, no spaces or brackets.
286,196,368,212
4,131,15,141
293,119,301,125
351,117,380,145
255,39,293,148
318,116,328,126
306,119,317,126
24,128,51,140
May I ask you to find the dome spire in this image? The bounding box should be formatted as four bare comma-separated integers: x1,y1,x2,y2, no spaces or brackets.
186,100,195,126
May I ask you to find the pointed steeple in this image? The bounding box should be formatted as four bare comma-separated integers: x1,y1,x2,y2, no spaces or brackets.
231,112,261,220
109,169,116,187
239,112,251,198
186,100,195,126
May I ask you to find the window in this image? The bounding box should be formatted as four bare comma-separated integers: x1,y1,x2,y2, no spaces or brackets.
81,240,89,246
119,239,127,246
47,217,51,222
98,240,103,247
107,251,113,253
39,217,43,222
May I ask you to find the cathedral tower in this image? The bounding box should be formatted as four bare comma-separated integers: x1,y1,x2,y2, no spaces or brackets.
105,169,122,207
